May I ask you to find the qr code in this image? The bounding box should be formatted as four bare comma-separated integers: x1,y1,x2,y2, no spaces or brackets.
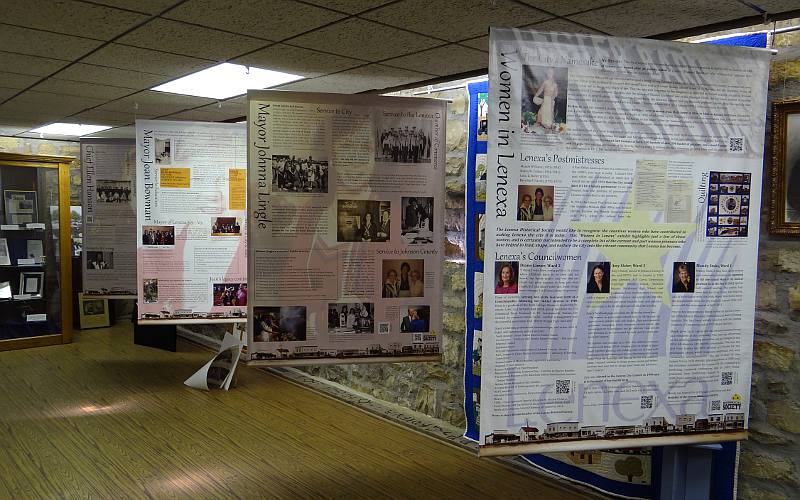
711,400,721,411
640,395,653,409
729,137,744,152
721,372,733,386
556,380,570,394
378,322,390,334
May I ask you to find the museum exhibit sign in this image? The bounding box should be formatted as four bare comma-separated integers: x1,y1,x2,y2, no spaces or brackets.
246,90,445,365
135,120,247,322
479,28,771,456
81,138,137,297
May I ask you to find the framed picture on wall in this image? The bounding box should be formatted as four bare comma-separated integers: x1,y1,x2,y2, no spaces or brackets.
771,99,800,235
3,190,38,225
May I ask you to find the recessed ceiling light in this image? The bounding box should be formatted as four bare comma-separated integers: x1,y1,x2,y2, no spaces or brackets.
151,63,304,100
30,123,112,136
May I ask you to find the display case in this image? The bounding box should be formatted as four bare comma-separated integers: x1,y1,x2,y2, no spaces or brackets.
0,153,73,350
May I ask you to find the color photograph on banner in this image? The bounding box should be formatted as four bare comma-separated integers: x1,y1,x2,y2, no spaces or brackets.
246,91,446,365
81,139,137,296
479,28,770,456
135,120,247,321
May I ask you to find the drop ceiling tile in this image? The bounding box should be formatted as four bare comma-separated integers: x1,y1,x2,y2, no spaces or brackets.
0,72,42,90
196,97,247,116
0,126,31,136
361,0,551,42
82,125,136,138
85,0,179,14
32,79,137,100
302,0,395,13
290,18,444,61
97,90,215,115
71,109,152,126
117,19,270,60
459,19,606,52
56,64,170,88
523,18,606,35
276,64,434,94
0,51,70,77
517,0,624,16
383,44,487,76
568,0,755,38
0,106,70,126
3,0,148,40
749,1,800,13
0,25,102,60
5,91,106,115
0,88,21,101
160,108,239,121
457,36,489,52
164,0,345,40
233,44,364,78
81,44,214,77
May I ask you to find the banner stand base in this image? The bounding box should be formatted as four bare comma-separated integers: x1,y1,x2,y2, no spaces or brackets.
132,303,176,352
660,444,722,500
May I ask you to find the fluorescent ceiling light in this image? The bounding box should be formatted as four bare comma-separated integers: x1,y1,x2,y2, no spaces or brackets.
151,63,304,99
30,123,112,136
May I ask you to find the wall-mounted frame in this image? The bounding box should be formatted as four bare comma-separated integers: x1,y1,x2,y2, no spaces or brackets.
770,99,800,235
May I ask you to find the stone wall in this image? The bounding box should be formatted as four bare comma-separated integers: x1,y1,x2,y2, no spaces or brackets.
737,23,800,500
301,84,471,427
0,136,81,204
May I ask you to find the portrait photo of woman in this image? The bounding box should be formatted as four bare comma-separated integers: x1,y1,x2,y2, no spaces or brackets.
586,262,610,294
672,262,695,293
494,261,519,294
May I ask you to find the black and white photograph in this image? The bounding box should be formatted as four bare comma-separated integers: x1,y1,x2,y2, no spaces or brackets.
155,138,172,164
400,305,431,333
253,306,306,342
82,298,106,316
211,217,241,236
401,197,433,245
95,180,132,203
143,278,158,303
375,117,433,163
0,237,9,266
521,65,568,134
86,250,113,269
142,225,175,246
381,259,424,298
337,200,391,242
4,190,38,225
327,303,374,334
271,154,329,193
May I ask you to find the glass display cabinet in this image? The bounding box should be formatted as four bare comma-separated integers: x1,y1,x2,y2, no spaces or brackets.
0,153,73,350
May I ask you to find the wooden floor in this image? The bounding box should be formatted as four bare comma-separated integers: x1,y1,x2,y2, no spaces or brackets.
0,324,587,499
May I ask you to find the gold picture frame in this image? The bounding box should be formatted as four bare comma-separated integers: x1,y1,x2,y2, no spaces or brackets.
771,99,800,235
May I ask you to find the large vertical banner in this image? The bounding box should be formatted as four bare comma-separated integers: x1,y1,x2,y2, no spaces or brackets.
480,29,770,456
81,138,137,296
135,120,247,321
246,91,445,364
